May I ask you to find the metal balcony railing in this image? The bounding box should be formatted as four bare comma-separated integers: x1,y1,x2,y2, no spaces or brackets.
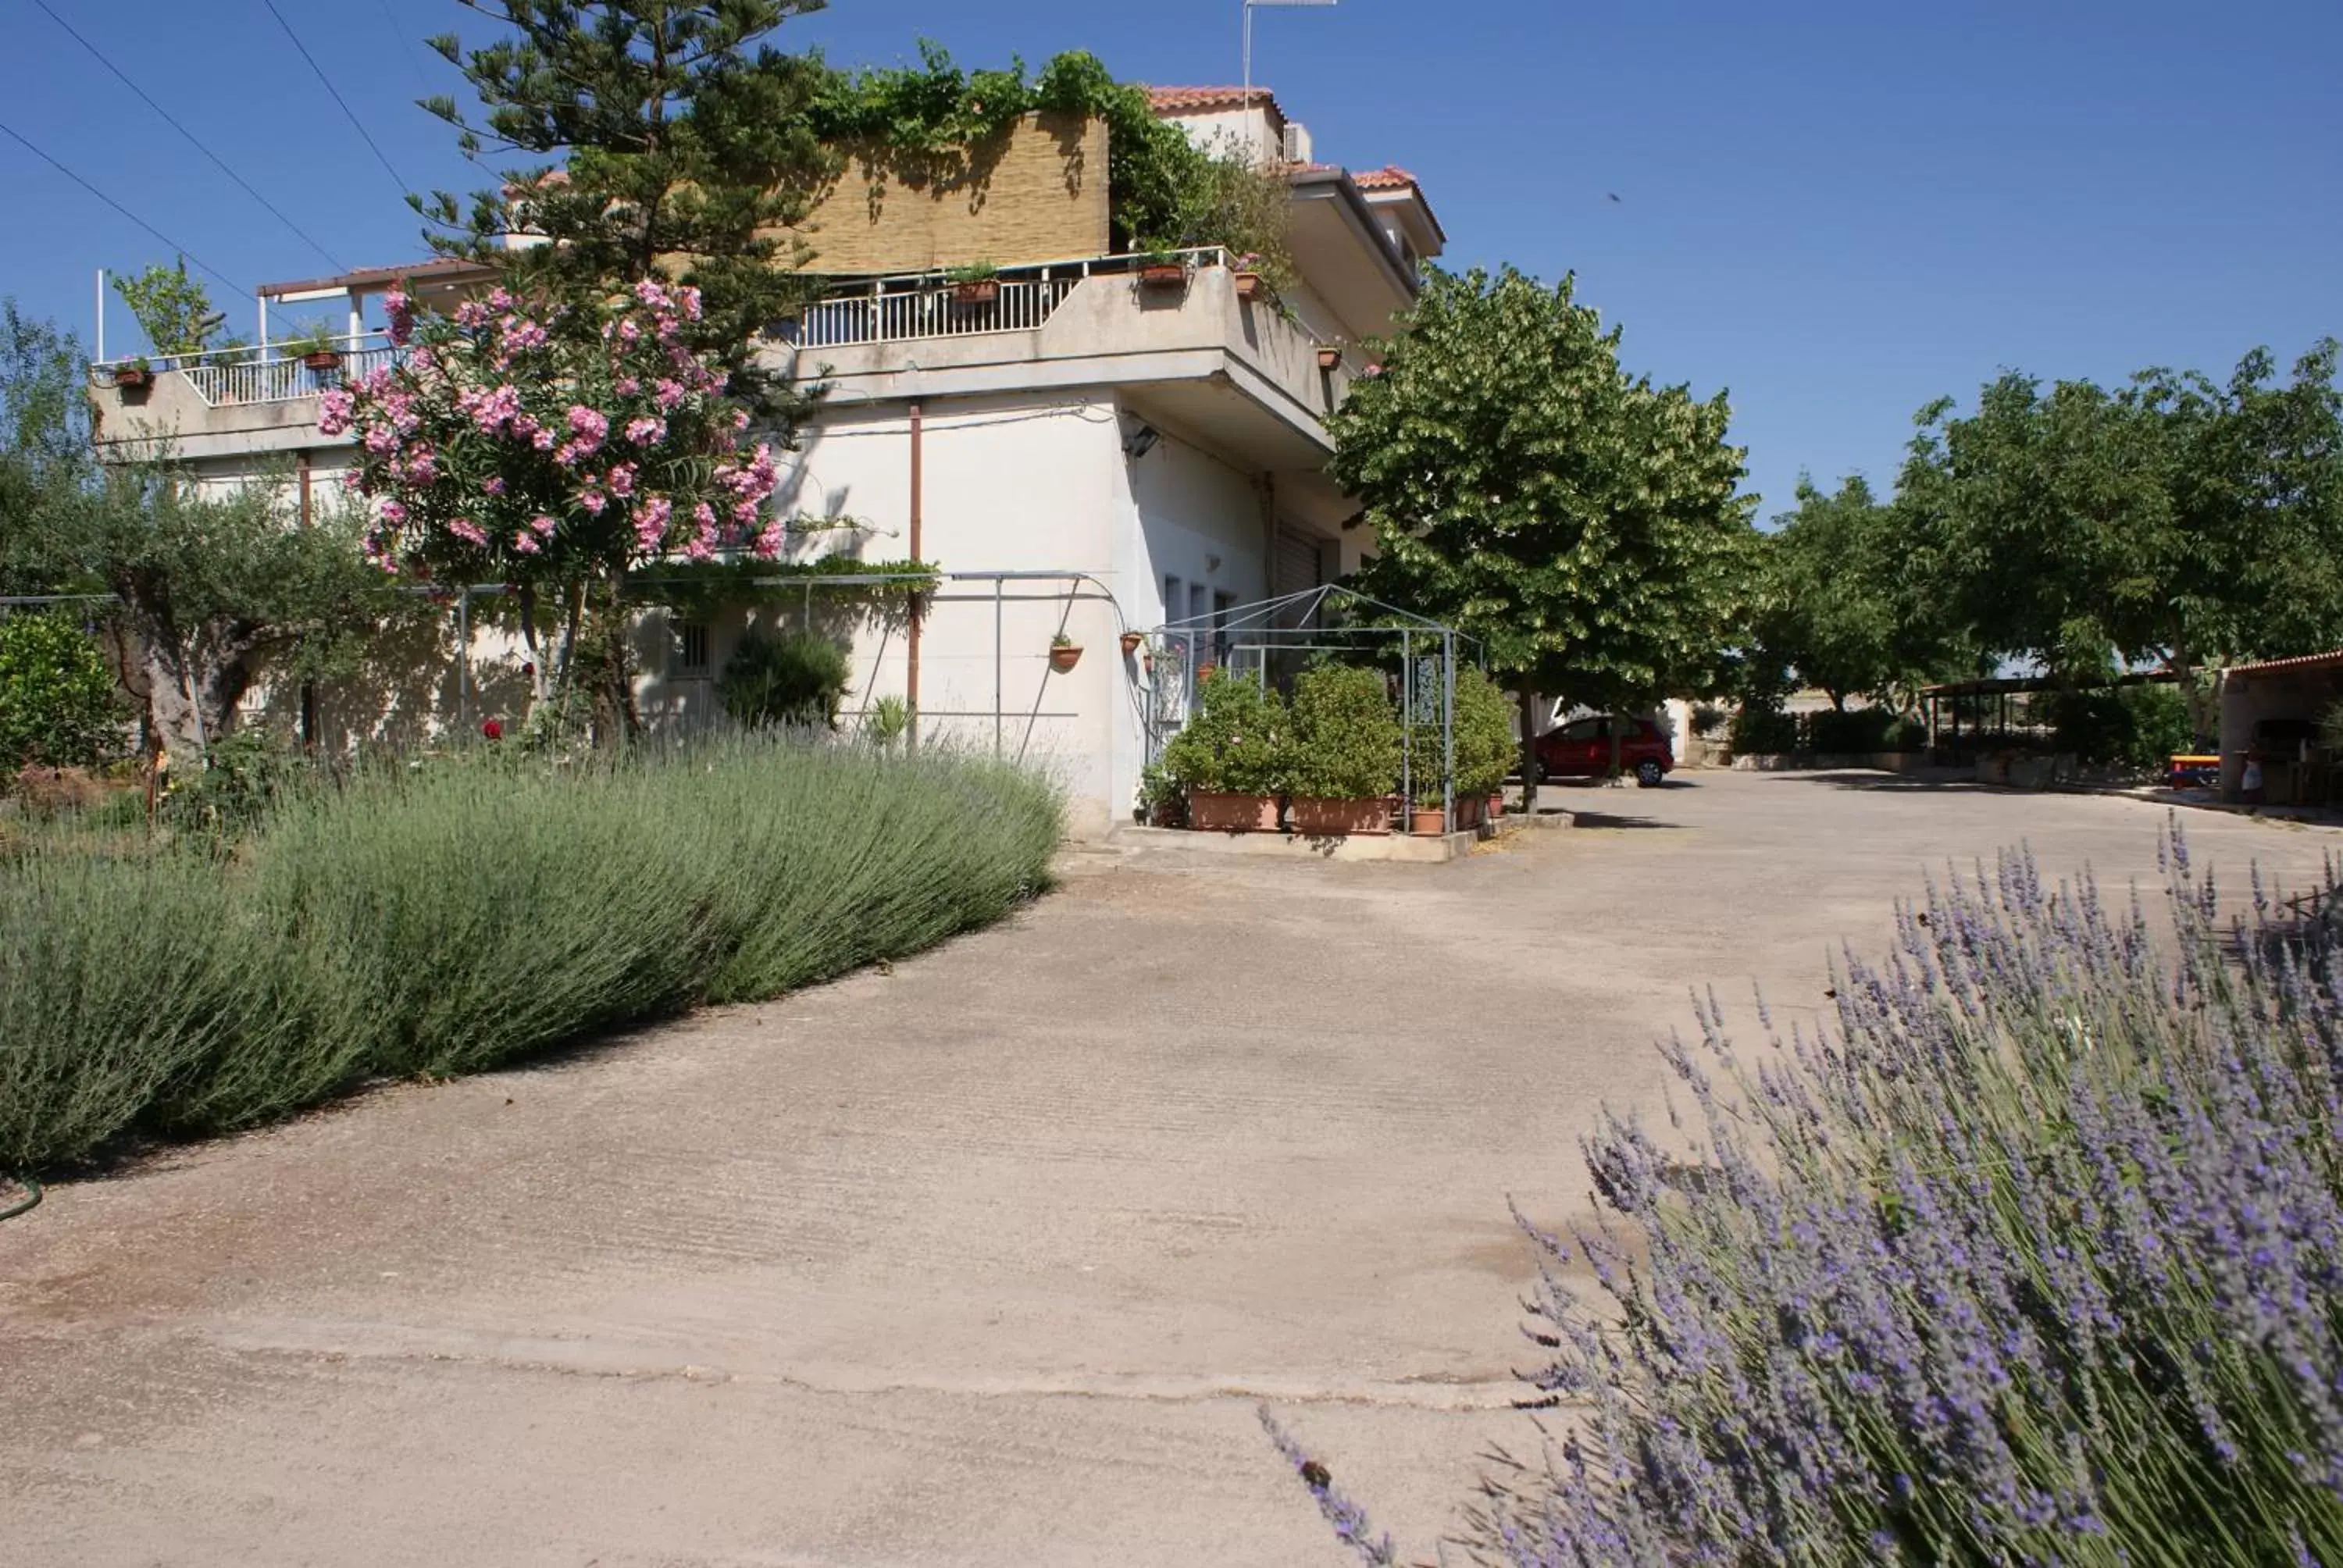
92,332,402,408
791,247,1229,351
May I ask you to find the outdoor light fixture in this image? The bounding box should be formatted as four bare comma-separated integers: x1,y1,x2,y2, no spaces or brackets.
1123,423,1161,460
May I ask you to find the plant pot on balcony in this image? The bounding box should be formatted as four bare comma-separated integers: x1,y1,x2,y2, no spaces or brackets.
1138,263,1189,291
301,349,342,372
112,364,152,391
1119,630,1145,657
1316,347,1344,371
1048,642,1083,673
1288,796,1390,837
951,280,1000,306
1234,271,1264,301
1186,789,1279,833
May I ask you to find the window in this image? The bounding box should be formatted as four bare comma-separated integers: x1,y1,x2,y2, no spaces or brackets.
674,621,710,675
1164,574,1182,622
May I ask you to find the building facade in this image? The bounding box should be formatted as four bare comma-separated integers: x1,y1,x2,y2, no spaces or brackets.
88,88,1444,838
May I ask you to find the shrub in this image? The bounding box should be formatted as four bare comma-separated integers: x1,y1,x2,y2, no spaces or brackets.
719,629,851,729
1284,665,1400,800
2044,686,2191,769
1728,702,1798,755
0,737,1059,1167
1452,669,1516,796
0,610,123,771
1160,671,1288,795
1806,704,1895,754
1272,824,2343,1566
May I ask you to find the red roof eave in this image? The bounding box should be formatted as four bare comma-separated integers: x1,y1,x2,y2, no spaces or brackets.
2225,649,2343,678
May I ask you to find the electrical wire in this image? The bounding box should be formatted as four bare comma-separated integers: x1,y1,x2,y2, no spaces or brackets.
258,0,412,201
27,0,348,271
0,118,247,300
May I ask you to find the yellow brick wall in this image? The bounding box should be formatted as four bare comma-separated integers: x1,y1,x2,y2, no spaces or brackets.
786,112,1110,276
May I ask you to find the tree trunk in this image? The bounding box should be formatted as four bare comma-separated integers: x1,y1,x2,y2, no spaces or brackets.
131,618,258,759
1517,684,1540,812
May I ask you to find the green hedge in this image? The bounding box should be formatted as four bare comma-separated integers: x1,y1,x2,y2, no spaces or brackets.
1284,665,1399,800
0,738,1060,1168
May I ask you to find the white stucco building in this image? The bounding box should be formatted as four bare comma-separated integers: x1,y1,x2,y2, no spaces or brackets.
88,87,1446,837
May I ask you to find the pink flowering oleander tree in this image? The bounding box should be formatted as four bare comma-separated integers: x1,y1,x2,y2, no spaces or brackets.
323,278,785,732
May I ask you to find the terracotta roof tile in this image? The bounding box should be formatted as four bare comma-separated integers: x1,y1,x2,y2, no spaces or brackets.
2226,649,2343,677
1147,85,1283,119
1351,166,1419,191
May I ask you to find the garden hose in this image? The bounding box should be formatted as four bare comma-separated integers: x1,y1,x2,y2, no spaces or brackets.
0,1174,41,1223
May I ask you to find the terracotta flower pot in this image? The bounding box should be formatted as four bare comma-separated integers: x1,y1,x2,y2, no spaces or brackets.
1234,271,1263,300
951,280,1000,305
1049,643,1083,673
1455,794,1484,829
1187,789,1280,832
1488,792,1504,821
1288,796,1390,837
1316,347,1343,370
1196,663,1217,682
112,366,151,390
1120,630,1145,657
1410,805,1448,836
302,350,342,372
1138,263,1188,290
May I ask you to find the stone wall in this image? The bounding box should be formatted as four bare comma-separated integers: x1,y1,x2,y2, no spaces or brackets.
786,112,1110,276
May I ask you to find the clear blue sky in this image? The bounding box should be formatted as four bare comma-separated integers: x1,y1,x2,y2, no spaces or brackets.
3,1,2336,519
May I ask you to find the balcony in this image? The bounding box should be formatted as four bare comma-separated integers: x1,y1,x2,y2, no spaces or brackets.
90,333,396,463
779,248,1357,469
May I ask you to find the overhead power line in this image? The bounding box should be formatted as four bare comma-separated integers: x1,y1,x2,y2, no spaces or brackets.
0,116,308,344
258,0,412,201
27,0,348,271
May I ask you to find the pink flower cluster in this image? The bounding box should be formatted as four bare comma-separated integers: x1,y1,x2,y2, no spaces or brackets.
335,276,780,581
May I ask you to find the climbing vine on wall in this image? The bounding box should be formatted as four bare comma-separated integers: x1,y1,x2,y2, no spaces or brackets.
809,45,1296,293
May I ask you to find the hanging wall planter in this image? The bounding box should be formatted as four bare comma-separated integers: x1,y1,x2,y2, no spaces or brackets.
1120,630,1145,657
951,280,1000,306
302,349,343,372
1138,262,1189,291
1234,271,1264,301
1316,346,1344,371
112,363,152,391
1049,639,1083,673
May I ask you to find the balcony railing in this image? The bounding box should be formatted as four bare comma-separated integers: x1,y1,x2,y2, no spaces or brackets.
791,247,1229,351
92,332,402,408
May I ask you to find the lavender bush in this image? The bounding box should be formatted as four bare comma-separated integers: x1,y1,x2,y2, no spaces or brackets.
1272,823,2343,1566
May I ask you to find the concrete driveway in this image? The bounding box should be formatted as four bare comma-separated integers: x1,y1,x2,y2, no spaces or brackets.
3,772,2335,1566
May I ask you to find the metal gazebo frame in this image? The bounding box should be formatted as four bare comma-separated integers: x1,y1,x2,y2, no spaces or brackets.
1140,583,1479,832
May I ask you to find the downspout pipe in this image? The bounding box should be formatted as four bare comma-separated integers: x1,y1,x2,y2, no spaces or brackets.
907,400,922,750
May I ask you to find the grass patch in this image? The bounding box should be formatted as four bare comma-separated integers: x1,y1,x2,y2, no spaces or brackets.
0,736,1059,1169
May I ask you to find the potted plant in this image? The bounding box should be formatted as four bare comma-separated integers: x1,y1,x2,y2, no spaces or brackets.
1316,345,1344,371
285,323,342,372
1136,762,1184,828
112,356,153,391
1452,669,1517,833
1048,633,1083,673
1232,252,1265,301
947,260,1000,306
1284,665,1400,836
1120,629,1145,657
1159,670,1287,832
1136,251,1189,291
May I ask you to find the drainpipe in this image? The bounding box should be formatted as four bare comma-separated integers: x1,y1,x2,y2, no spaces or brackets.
907,400,923,750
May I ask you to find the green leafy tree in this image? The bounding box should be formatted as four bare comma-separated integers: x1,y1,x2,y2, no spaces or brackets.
0,610,123,770
1332,267,1756,804
111,260,223,358
1897,340,2343,741
1754,475,1956,711
418,1,838,424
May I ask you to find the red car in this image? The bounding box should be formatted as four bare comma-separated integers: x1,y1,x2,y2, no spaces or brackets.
1532,715,1674,787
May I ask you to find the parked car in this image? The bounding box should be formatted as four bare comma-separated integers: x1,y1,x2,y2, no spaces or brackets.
1532,715,1674,787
